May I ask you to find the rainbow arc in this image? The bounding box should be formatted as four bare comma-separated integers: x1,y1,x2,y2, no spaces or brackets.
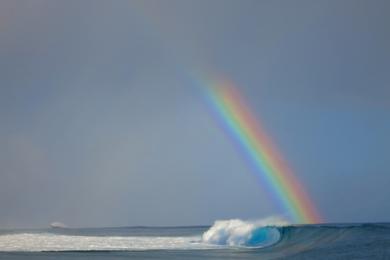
205,78,321,224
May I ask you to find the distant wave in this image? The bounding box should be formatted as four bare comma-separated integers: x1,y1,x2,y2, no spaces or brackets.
50,222,67,229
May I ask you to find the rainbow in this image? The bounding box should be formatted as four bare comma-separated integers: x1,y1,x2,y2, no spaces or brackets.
204,78,322,224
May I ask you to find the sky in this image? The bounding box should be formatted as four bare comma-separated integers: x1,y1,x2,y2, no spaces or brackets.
0,0,389,228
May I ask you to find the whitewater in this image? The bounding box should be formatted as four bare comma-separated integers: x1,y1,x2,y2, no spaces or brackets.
0,218,389,259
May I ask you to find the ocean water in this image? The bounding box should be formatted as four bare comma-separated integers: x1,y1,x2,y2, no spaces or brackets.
0,220,389,259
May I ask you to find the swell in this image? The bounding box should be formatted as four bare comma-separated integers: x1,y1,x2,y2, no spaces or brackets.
259,223,390,258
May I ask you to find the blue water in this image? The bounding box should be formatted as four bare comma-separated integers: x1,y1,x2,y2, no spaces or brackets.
0,223,389,259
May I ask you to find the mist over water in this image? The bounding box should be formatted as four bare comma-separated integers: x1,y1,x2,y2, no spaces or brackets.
0,0,389,230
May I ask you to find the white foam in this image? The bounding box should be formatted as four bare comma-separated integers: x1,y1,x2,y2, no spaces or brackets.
0,233,212,252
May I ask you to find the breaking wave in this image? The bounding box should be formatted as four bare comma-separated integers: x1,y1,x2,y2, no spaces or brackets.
202,217,288,247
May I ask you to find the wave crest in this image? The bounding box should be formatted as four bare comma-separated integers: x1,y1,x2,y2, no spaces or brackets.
202,217,288,247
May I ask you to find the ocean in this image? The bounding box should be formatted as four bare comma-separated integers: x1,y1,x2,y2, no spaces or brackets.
0,221,389,259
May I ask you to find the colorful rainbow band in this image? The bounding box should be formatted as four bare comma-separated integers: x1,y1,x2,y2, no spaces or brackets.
204,78,321,224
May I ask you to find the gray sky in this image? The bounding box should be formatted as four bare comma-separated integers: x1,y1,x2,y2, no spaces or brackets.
0,0,389,228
